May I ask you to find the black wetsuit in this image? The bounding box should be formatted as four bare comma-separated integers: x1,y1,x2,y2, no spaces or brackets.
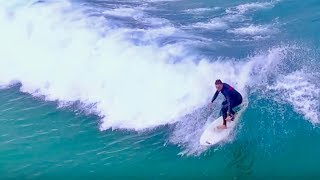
211,83,243,125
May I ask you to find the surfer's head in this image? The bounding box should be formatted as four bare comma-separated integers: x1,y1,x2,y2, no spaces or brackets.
215,79,223,91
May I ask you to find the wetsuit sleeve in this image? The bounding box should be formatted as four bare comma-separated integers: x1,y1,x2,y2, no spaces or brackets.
211,91,219,103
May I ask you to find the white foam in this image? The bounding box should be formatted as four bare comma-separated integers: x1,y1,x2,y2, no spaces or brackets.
222,14,246,23
228,25,276,36
184,12,245,31
0,1,241,131
226,1,277,14
183,7,220,14
103,6,172,28
187,18,228,30
103,7,144,19
0,0,291,133
0,0,36,9
268,71,320,123
139,17,170,26
114,25,179,42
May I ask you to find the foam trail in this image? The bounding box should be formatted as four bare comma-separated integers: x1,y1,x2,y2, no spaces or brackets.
268,71,320,123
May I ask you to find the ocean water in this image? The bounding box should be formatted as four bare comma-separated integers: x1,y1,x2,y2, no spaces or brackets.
0,0,320,178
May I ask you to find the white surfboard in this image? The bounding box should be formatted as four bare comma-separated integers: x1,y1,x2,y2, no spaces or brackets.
200,101,248,146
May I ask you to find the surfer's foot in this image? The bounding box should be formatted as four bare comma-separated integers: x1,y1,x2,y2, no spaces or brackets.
226,114,234,122
227,114,235,121
230,114,235,121
217,125,227,129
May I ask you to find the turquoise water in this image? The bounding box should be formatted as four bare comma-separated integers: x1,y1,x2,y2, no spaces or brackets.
1,0,320,178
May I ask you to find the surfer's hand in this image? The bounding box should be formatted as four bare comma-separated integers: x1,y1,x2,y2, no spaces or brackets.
208,103,213,109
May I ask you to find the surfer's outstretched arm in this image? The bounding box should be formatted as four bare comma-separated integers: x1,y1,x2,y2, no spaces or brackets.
211,91,219,103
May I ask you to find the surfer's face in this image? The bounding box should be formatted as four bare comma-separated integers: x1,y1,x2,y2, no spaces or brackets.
215,83,223,91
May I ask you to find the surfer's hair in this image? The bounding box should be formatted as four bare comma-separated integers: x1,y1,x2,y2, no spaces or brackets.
215,79,222,85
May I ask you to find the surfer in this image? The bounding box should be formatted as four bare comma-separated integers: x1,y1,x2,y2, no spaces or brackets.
209,79,242,129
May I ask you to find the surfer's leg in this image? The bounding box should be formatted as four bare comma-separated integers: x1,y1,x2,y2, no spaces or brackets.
223,115,227,126
221,101,228,125
219,108,228,129
221,101,228,118
230,107,235,115
229,98,243,120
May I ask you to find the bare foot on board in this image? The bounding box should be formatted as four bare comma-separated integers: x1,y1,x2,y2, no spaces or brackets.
217,125,227,129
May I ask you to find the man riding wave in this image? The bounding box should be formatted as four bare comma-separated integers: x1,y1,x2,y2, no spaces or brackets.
209,79,243,129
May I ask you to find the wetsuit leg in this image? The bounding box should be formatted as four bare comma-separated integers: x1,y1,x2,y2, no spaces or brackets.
221,101,228,126
229,97,243,115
